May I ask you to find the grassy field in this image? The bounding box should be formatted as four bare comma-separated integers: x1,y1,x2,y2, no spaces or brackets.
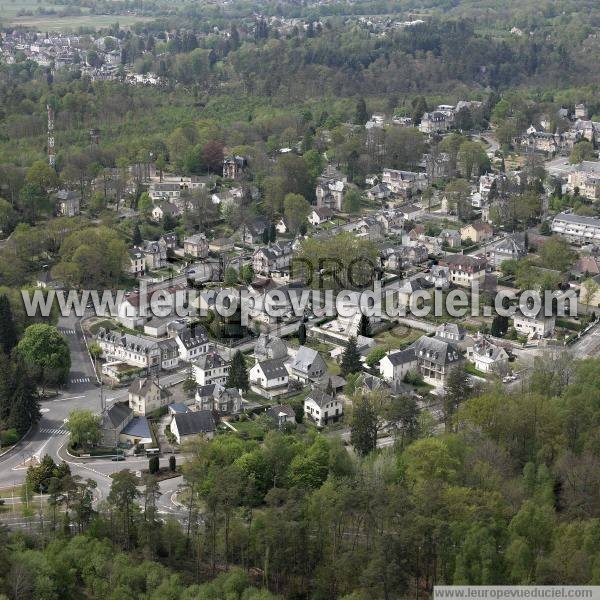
0,0,152,30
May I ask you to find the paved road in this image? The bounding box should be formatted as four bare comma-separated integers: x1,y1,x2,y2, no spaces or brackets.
0,311,187,520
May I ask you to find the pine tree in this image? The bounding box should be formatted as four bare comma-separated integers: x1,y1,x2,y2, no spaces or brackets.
358,314,371,337
0,295,17,355
262,227,269,245
132,223,143,246
444,364,470,433
269,222,277,242
226,350,249,391
355,97,368,125
0,352,14,421
8,368,40,435
340,336,361,377
350,395,377,456
298,323,307,345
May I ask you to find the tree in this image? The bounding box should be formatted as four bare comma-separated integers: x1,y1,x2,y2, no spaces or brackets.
17,324,71,391
365,346,386,368
444,363,470,432
358,314,371,337
350,395,377,456
25,160,59,193
240,264,254,285
342,189,361,213
283,193,311,232
149,455,160,474
224,266,238,286
457,140,490,179
354,97,368,125
0,294,17,355
8,366,39,435
66,409,100,450
183,364,196,398
138,192,153,217
340,336,361,377
538,236,576,272
201,140,225,174
269,222,276,243
262,227,269,245
490,315,509,337
169,455,176,472
570,140,595,164
132,223,143,246
298,322,307,345
107,470,140,549
226,350,249,391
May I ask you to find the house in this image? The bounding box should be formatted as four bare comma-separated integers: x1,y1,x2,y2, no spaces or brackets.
152,202,180,222
289,346,327,383
304,388,343,427
252,241,293,275
308,207,334,226
149,182,182,202
424,265,451,289
142,239,168,270
438,255,487,287
254,333,288,361
127,247,145,277
435,322,465,343
193,351,229,386
100,402,133,447
367,182,391,202
316,177,345,211
223,155,247,180
523,131,559,156
171,410,216,444
413,335,463,387
119,416,153,447
460,222,493,244
513,311,556,339
551,212,600,245
183,233,209,258
265,404,296,429
382,169,428,196
375,209,404,232
175,325,211,362
490,235,527,267
56,189,81,217
567,162,600,201
471,337,509,374
128,376,171,416
399,203,424,220
213,386,242,415
439,229,461,249
249,357,289,391
238,216,270,245
419,111,451,134
275,217,287,234
160,232,178,251
379,348,417,382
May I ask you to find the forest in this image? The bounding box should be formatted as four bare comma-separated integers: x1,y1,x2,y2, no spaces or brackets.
1,355,600,599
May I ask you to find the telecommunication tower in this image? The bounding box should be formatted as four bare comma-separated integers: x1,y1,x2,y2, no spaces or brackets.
47,103,56,168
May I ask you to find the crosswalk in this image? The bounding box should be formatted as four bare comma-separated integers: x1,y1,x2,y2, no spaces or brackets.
70,377,91,384
59,328,76,335
40,427,68,436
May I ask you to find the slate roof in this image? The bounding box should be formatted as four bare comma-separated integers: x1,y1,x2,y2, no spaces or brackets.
173,410,216,436
256,357,288,380
413,336,461,367
177,325,209,349
121,416,152,439
290,346,322,374
196,351,227,370
305,388,336,409
266,404,296,421
102,402,132,429
385,347,416,366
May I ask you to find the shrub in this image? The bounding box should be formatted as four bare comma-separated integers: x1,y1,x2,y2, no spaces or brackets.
149,455,159,474
169,455,176,472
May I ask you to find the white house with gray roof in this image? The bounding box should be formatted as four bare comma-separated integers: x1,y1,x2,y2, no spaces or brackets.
413,335,463,387
379,348,417,382
551,212,600,245
250,357,289,392
289,346,327,384
304,388,343,427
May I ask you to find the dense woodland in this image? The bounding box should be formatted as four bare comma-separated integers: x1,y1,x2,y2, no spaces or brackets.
1,356,600,598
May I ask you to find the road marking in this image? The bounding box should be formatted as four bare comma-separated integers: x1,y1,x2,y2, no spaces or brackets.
54,395,85,402
70,377,91,384
40,408,50,413
59,328,76,335
39,428,68,435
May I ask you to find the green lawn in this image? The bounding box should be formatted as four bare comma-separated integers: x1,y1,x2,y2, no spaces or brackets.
8,13,152,30
374,325,422,351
